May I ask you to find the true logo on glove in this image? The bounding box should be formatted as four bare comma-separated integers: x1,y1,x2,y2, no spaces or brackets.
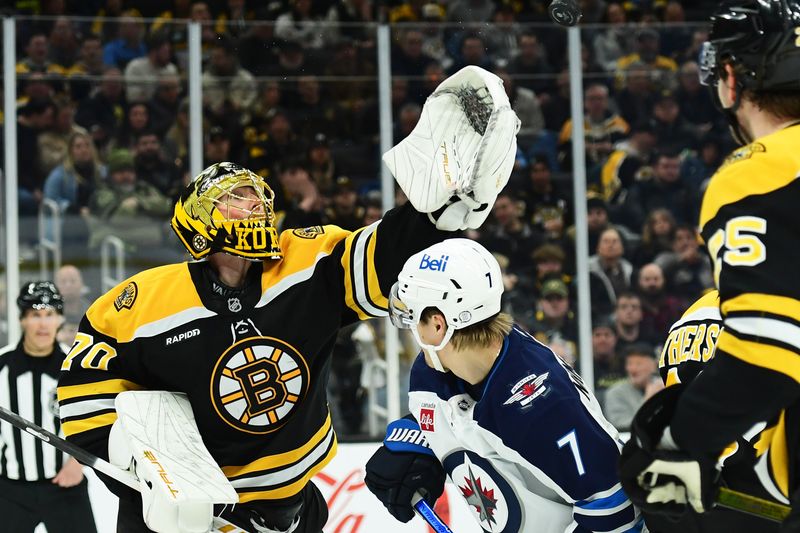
143,450,179,499
419,254,449,272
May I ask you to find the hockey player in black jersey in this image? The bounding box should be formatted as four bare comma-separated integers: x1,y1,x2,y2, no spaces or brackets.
619,1,800,531
57,66,519,533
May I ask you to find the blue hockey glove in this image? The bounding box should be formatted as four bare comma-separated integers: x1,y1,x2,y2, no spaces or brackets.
364,417,445,523
618,384,721,518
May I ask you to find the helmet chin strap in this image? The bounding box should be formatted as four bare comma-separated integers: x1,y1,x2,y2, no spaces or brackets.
712,77,752,145
412,324,456,373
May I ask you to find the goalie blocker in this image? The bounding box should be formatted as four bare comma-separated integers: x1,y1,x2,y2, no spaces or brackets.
383,66,521,231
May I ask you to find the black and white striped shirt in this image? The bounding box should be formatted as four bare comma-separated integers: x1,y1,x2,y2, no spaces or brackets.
0,341,67,481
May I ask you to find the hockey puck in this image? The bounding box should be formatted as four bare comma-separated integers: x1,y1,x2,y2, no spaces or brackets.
548,0,582,27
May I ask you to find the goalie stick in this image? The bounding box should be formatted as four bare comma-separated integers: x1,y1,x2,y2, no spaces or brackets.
0,403,247,533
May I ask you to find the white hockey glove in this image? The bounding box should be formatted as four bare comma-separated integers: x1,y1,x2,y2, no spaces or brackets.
383,65,521,231
109,391,239,533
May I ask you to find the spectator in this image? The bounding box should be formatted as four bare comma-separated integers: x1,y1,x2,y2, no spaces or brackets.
263,40,307,86
202,37,257,126
323,176,365,231
447,0,495,24
288,75,332,139
213,0,256,40
659,1,693,60
87,149,173,260
528,277,578,363
649,89,701,153
636,262,683,342
481,191,543,275
593,2,635,72
389,0,443,22
147,73,181,138
124,31,178,103
164,98,189,167
558,83,629,170
417,4,450,68
615,28,678,91
250,80,283,133
681,134,725,192
16,32,63,77
38,97,88,177
325,0,376,45
238,18,280,77
133,131,181,199
675,61,717,134
69,35,106,101
632,208,676,265
274,0,327,49
392,29,437,100
599,121,657,220
55,264,93,319
517,155,570,236
615,62,658,127
18,71,56,108
624,150,698,229
43,131,105,215
614,292,659,355
493,63,545,144
203,126,231,167
48,17,80,72
17,98,56,216
604,344,663,430
589,227,633,317
110,102,150,152
74,67,126,151
529,243,572,300
654,224,714,304
591,319,625,405
362,194,383,226
508,32,554,97
102,10,146,70
448,32,493,75
484,5,522,61
276,159,324,230
325,39,378,140
306,133,337,194
244,110,299,179
395,102,422,143
541,69,571,132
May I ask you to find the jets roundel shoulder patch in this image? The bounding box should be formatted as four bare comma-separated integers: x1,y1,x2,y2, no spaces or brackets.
210,336,309,434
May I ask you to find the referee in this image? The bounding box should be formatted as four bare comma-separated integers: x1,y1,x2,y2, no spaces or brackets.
0,281,97,532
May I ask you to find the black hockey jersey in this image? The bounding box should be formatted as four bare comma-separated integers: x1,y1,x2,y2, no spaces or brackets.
57,204,447,503
671,123,800,506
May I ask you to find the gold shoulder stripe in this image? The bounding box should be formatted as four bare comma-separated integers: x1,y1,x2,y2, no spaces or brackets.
58,379,144,402
717,332,800,383
221,414,332,478
701,128,800,228
264,225,349,289
86,264,202,342
341,227,371,320
682,290,720,318
722,293,800,322
61,412,118,437
236,439,338,502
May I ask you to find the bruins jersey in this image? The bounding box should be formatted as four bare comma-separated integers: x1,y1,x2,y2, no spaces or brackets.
671,123,800,506
658,290,722,387
57,203,447,504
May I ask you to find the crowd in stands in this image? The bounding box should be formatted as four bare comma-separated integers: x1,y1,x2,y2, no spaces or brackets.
2,0,728,436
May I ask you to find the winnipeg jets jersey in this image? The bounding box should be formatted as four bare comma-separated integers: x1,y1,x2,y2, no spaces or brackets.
409,326,642,533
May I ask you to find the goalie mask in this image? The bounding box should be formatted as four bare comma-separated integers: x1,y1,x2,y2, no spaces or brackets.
171,162,282,260
389,239,503,372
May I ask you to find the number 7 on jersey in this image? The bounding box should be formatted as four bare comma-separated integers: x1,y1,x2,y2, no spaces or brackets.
557,429,586,476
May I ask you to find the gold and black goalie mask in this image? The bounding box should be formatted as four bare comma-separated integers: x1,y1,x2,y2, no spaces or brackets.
171,162,282,260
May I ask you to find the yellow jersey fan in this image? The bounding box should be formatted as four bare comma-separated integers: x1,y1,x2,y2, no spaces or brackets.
171,162,282,260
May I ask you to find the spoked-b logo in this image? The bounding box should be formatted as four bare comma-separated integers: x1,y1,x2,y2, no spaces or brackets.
419,254,449,272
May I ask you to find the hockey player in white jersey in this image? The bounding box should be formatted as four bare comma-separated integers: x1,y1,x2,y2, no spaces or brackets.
365,239,643,533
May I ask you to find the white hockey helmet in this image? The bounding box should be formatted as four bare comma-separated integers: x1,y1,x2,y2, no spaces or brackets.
389,238,503,371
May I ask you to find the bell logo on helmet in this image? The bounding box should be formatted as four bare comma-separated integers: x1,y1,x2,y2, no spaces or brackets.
419,253,449,272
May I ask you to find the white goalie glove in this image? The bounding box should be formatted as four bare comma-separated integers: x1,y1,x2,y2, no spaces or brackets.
383,65,521,231
109,391,239,533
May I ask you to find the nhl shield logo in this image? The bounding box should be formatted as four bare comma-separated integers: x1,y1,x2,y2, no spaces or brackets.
227,298,242,312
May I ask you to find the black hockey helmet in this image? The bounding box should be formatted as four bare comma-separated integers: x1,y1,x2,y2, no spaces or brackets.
17,281,64,314
699,0,800,92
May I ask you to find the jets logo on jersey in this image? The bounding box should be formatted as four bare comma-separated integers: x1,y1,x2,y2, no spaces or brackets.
503,372,550,411
210,336,309,434
442,450,522,533
114,282,138,311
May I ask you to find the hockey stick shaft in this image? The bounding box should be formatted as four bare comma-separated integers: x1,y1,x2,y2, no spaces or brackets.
0,404,246,533
717,486,791,523
413,492,454,533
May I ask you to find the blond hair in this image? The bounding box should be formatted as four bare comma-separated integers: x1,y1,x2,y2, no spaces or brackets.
421,309,514,352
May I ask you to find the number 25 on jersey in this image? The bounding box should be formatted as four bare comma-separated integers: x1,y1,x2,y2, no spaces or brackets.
706,216,767,286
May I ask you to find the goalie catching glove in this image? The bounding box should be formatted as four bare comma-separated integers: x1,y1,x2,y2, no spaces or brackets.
618,384,721,519
383,65,521,231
